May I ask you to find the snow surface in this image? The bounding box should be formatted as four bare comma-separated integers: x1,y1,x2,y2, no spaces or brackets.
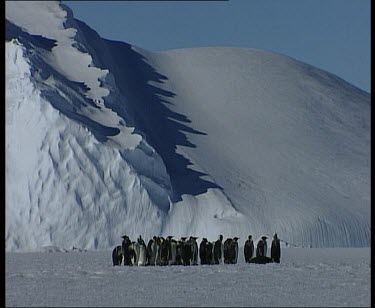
5,1,370,251
6,247,371,307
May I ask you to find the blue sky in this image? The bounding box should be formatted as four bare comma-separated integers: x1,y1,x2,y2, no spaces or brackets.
63,0,370,92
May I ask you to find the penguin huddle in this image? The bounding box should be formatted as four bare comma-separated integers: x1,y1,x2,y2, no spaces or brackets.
112,234,281,266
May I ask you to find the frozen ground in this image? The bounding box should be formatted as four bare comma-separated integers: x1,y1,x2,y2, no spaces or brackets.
6,247,370,307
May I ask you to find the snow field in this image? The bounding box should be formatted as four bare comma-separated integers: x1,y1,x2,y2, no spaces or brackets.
6,248,370,307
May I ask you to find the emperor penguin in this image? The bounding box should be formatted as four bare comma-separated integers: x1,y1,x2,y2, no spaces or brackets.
199,238,208,264
271,233,281,263
180,237,191,266
244,235,254,263
175,239,183,265
190,237,199,265
146,238,153,265
121,235,132,266
213,234,224,264
137,236,147,266
155,237,163,266
262,236,268,257
232,237,240,264
205,240,214,265
172,238,179,265
147,236,158,266
130,241,139,265
159,237,169,266
167,236,176,265
256,236,267,257
223,238,232,264
112,245,123,266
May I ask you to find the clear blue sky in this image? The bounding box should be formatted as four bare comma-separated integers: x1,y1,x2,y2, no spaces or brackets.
63,0,370,92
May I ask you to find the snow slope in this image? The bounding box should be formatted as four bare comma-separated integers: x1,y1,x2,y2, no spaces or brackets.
5,1,370,251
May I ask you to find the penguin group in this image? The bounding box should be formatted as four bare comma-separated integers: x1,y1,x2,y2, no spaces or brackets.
112,233,281,266
247,234,281,264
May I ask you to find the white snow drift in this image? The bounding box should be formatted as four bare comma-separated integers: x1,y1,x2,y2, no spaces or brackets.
5,1,370,251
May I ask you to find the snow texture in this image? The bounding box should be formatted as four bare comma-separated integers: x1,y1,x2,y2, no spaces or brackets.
6,248,371,307
5,1,370,251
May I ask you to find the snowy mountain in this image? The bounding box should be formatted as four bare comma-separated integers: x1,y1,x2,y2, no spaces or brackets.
5,1,370,251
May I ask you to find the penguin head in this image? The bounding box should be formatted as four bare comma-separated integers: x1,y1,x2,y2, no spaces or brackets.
219,234,223,241
248,235,252,239
233,237,239,241
274,233,278,239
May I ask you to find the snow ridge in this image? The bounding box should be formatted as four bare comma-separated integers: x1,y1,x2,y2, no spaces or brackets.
6,1,370,251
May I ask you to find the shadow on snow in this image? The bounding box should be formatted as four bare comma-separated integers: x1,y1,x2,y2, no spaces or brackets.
75,19,222,203
6,16,222,204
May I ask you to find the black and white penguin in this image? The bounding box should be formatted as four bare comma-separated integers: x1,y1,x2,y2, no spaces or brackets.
199,238,208,265
205,240,214,265
180,237,192,266
256,236,267,257
155,237,163,266
231,237,239,264
146,237,154,265
189,237,199,265
223,238,232,264
130,241,139,265
244,235,254,263
179,237,187,264
270,233,281,263
137,236,147,266
112,245,123,266
171,238,179,265
175,239,182,265
150,236,158,265
167,236,176,265
159,237,169,266
121,235,132,266
213,234,224,264
262,236,268,257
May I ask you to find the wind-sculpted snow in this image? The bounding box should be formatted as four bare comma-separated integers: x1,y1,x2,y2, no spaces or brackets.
5,6,169,250
6,41,165,250
5,1,370,251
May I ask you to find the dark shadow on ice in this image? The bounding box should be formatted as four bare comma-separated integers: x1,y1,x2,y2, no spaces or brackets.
6,20,57,51
6,20,121,143
42,91,121,142
6,14,222,203
75,19,222,202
